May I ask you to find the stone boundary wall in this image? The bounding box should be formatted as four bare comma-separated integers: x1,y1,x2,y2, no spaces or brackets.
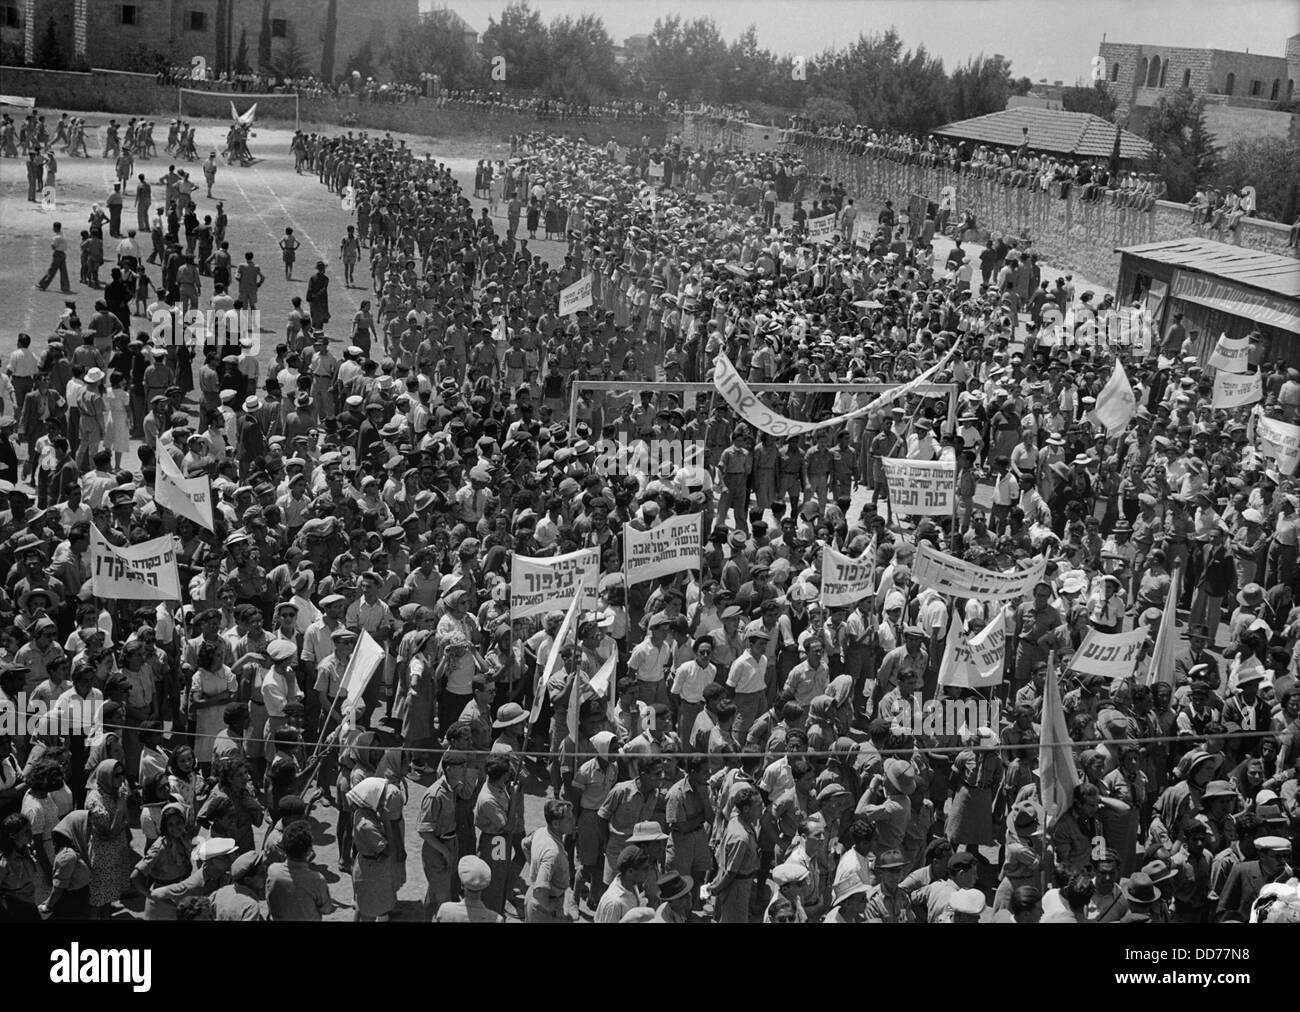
680,115,1295,286
0,67,668,148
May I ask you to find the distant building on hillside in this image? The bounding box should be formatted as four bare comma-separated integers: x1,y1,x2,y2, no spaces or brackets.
418,2,478,48
1097,32,1300,145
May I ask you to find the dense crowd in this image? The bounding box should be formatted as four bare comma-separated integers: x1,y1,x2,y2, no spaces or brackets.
1,114,1297,926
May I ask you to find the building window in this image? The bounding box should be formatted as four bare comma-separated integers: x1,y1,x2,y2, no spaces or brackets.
1159,60,1168,87
1225,72,1235,95
271,18,287,38
1250,79,1262,96
1147,55,1161,87
1111,63,1120,82
1182,68,1191,88
1272,79,1281,100
1137,57,1148,86
1289,80,1295,100
2,4,22,28
188,10,206,31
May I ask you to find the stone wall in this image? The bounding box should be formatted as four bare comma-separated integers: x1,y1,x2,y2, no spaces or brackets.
680,116,1296,288
0,66,667,148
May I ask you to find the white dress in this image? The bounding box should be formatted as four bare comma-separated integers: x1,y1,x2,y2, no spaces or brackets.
191,665,237,763
106,387,131,453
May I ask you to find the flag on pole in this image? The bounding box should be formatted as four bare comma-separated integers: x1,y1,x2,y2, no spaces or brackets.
155,443,215,531
337,630,385,731
587,650,618,723
529,593,581,726
1146,567,1180,687
1086,360,1136,436
1039,661,1080,823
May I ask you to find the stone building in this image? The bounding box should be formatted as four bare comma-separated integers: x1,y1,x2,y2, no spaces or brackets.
1097,32,1300,145
1,0,429,82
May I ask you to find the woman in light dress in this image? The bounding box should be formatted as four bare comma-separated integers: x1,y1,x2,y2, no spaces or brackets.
106,371,131,469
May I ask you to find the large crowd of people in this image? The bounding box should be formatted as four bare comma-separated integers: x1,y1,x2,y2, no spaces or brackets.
1,110,1297,926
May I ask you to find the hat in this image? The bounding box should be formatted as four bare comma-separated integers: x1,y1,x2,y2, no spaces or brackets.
229,851,264,883
318,593,347,609
491,702,528,729
771,862,810,887
657,872,694,902
628,821,669,844
84,367,105,385
197,837,238,861
884,758,918,795
457,855,492,891
1122,872,1159,905
1237,582,1264,606
1201,780,1237,801
744,621,770,641
591,731,616,756
266,640,297,662
950,888,986,916
1254,835,1292,853
874,848,906,870
830,877,870,908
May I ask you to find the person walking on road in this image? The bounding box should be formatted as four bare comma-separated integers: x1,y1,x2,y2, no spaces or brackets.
36,222,72,293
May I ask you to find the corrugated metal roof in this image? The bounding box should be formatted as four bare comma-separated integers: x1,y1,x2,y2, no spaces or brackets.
1116,238,1300,299
932,107,1154,159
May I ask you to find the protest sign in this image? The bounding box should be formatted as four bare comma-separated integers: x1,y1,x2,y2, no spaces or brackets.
807,213,836,243
90,526,181,601
912,543,1046,601
155,444,215,531
713,345,955,439
559,274,594,316
1211,370,1262,409
647,161,664,180
1208,333,1250,374
937,616,1005,688
881,458,956,516
820,546,876,607
1257,415,1300,474
511,547,600,619
1066,627,1150,681
624,513,702,585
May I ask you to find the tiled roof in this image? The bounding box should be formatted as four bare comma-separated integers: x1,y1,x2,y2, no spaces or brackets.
933,107,1154,160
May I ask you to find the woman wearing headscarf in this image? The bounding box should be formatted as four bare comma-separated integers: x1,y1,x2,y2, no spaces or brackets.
826,674,857,738
130,802,192,919
84,758,133,916
347,776,407,922
804,695,838,754
992,800,1041,913
39,810,92,919
0,812,42,920
196,757,264,855
398,629,437,774
335,731,384,870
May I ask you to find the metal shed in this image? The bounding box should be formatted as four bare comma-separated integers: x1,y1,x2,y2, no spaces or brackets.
1114,238,1300,364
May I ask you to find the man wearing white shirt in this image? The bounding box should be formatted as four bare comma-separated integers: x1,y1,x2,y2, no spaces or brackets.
629,613,673,711
727,622,771,740
670,637,716,744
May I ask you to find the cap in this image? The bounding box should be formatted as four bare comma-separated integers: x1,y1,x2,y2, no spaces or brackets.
197,837,239,861
950,888,986,916
457,855,492,891
266,640,297,662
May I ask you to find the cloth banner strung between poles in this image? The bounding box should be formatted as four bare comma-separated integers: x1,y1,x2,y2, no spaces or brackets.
90,526,181,601
911,543,1046,601
623,513,702,585
820,545,876,608
881,458,956,516
712,344,956,439
510,547,600,620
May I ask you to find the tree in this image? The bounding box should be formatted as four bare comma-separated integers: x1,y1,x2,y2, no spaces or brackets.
1146,88,1219,201
271,27,310,81
546,13,617,98
801,95,857,127
948,54,1016,124
320,0,338,82
233,29,250,74
1061,80,1118,120
123,43,170,76
34,17,64,70
388,10,480,89
481,1,549,91
258,0,272,73
344,39,377,83
1215,136,1300,222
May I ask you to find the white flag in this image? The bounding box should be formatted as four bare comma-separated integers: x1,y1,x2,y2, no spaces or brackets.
1146,567,1180,688
1087,360,1136,436
529,593,581,726
156,444,215,531
338,630,385,731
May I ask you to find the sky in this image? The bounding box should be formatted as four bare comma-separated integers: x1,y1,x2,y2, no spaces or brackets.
448,0,1300,85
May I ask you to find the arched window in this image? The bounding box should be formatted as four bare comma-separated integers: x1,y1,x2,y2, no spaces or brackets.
1137,57,1149,86
1148,55,1162,87
1225,72,1235,95
1272,78,1281,100
1111,63,1120,82
1289,80,1295,99
1159,60,1168,87
1182,68,1191,88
